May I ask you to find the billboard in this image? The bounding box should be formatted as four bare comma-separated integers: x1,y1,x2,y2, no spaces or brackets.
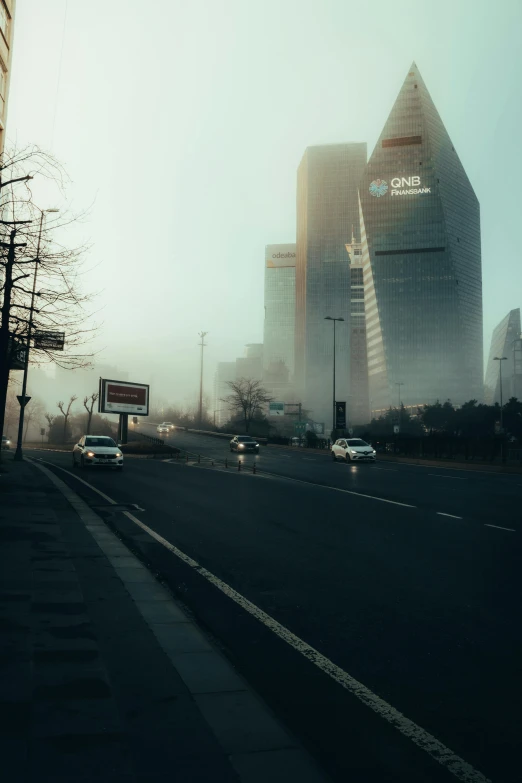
34,331,65,350
99,378,149,416
335,401,346,429
8,337,28,370
265,243,296,268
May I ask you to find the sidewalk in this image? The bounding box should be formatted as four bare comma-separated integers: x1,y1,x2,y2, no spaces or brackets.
0,454,328,783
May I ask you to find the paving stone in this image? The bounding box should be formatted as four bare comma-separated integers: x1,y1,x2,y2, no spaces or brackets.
230,748,329,783
151,622,212,654
135,599,187,624
123,582,171,601
194,691,294,754
169,651,247,694
31,697,122,737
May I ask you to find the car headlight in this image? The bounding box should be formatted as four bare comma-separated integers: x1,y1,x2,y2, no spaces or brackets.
238,444,245,449
372,450,376,454
350,450,357,455
116,452,122,458
86,451,95,457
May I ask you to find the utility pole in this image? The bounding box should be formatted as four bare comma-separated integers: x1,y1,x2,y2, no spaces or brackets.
14,209,59,461
395,382,404,409
324,316,344,435
198,331,208,427
0,227,29,462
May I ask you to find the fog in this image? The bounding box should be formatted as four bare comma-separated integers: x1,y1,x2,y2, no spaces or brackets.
7,0,522,416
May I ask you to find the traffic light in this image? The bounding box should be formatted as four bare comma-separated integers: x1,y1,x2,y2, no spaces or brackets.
132,417,138,424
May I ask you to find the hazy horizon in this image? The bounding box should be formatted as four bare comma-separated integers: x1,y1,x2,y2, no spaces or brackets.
7,0,522,409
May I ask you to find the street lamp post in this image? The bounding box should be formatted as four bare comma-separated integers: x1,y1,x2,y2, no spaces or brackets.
14,208,59,461
324,316,344,435
494,356,507,432
198,331,208,427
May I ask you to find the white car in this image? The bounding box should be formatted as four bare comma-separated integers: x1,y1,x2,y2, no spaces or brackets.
73,435,124,470
157,423,170,434
332,438,376,463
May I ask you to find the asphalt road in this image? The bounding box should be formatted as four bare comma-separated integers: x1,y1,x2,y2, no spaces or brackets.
26,433,522,783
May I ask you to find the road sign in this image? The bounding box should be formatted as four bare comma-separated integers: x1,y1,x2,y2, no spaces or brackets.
393,425,400,434
40,428,45,436
294,421,306,434
269,401,285,417
8,337,27,370
335,401,346,429
34,331,65,350
17,395,31,407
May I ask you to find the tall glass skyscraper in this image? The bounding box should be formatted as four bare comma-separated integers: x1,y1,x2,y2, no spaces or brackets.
484,308,521,404
263,244,296,379
359,63,483,411
295,143,367,429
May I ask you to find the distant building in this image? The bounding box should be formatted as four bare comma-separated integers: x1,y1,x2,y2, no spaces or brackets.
213,362,236,427
0,1,15,152
236,344,263,381
263,243,296,380
345,233,369,423
359,62,483,411
295,143,367,430
512,335,522,401
484,309,521,404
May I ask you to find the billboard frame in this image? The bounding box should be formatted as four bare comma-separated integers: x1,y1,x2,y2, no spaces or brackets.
98,378,150,417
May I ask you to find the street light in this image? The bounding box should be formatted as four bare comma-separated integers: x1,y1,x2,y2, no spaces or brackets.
198,331,208,427
324,316,344,434
493,356,508,432
14,208,59,461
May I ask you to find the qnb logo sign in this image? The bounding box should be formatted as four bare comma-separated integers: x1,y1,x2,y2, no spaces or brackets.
369,176,431,197
390,176,431,196
369,179,388,198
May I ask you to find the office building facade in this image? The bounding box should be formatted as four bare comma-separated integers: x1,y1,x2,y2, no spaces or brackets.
0,1,15,152
295,143,367,429
213,362,236,427
359,63,483,411
263,244,296,382
484,308,521,404
345,234,369,423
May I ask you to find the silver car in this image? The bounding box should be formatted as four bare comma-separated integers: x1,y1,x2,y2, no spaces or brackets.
73,435,124,470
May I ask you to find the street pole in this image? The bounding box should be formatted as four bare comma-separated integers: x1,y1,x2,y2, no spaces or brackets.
198,331,208,427
324,316,344,436
494,356,507,462
14,209,59,461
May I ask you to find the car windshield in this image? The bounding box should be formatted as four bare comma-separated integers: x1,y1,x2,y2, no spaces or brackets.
85,437,116,447
346,439,369,447
237,436,256,442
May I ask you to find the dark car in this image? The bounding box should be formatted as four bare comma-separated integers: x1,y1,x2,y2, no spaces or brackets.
230,435,260,453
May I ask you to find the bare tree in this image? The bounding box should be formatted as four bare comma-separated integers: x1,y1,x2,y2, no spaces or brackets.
0,144,98,459
44,412,55,444
83,392,99,435
23,398,45,442
57,395,77,443
221,378,273,433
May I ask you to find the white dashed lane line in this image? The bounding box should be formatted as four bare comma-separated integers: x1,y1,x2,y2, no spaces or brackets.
484,524,516,532
437,512,463,520
428,474,466,480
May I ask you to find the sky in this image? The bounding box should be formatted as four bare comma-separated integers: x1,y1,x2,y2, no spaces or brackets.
7,0,522,407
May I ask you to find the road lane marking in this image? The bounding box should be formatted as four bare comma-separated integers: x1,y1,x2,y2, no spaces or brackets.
373,467,399,472
31,458,490,783
484,524,516,532
437,512,463,520
428,474,466,480
302,458,316,461
261,471,416,508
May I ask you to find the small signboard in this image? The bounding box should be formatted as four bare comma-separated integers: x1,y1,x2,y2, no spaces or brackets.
8,337,28,370
34,331,65,350
99,378,150,417
40,428,45,436
335,401,346,429
393,425,400,434
269,401,285,417
294,421,306,434
17,395,31,407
